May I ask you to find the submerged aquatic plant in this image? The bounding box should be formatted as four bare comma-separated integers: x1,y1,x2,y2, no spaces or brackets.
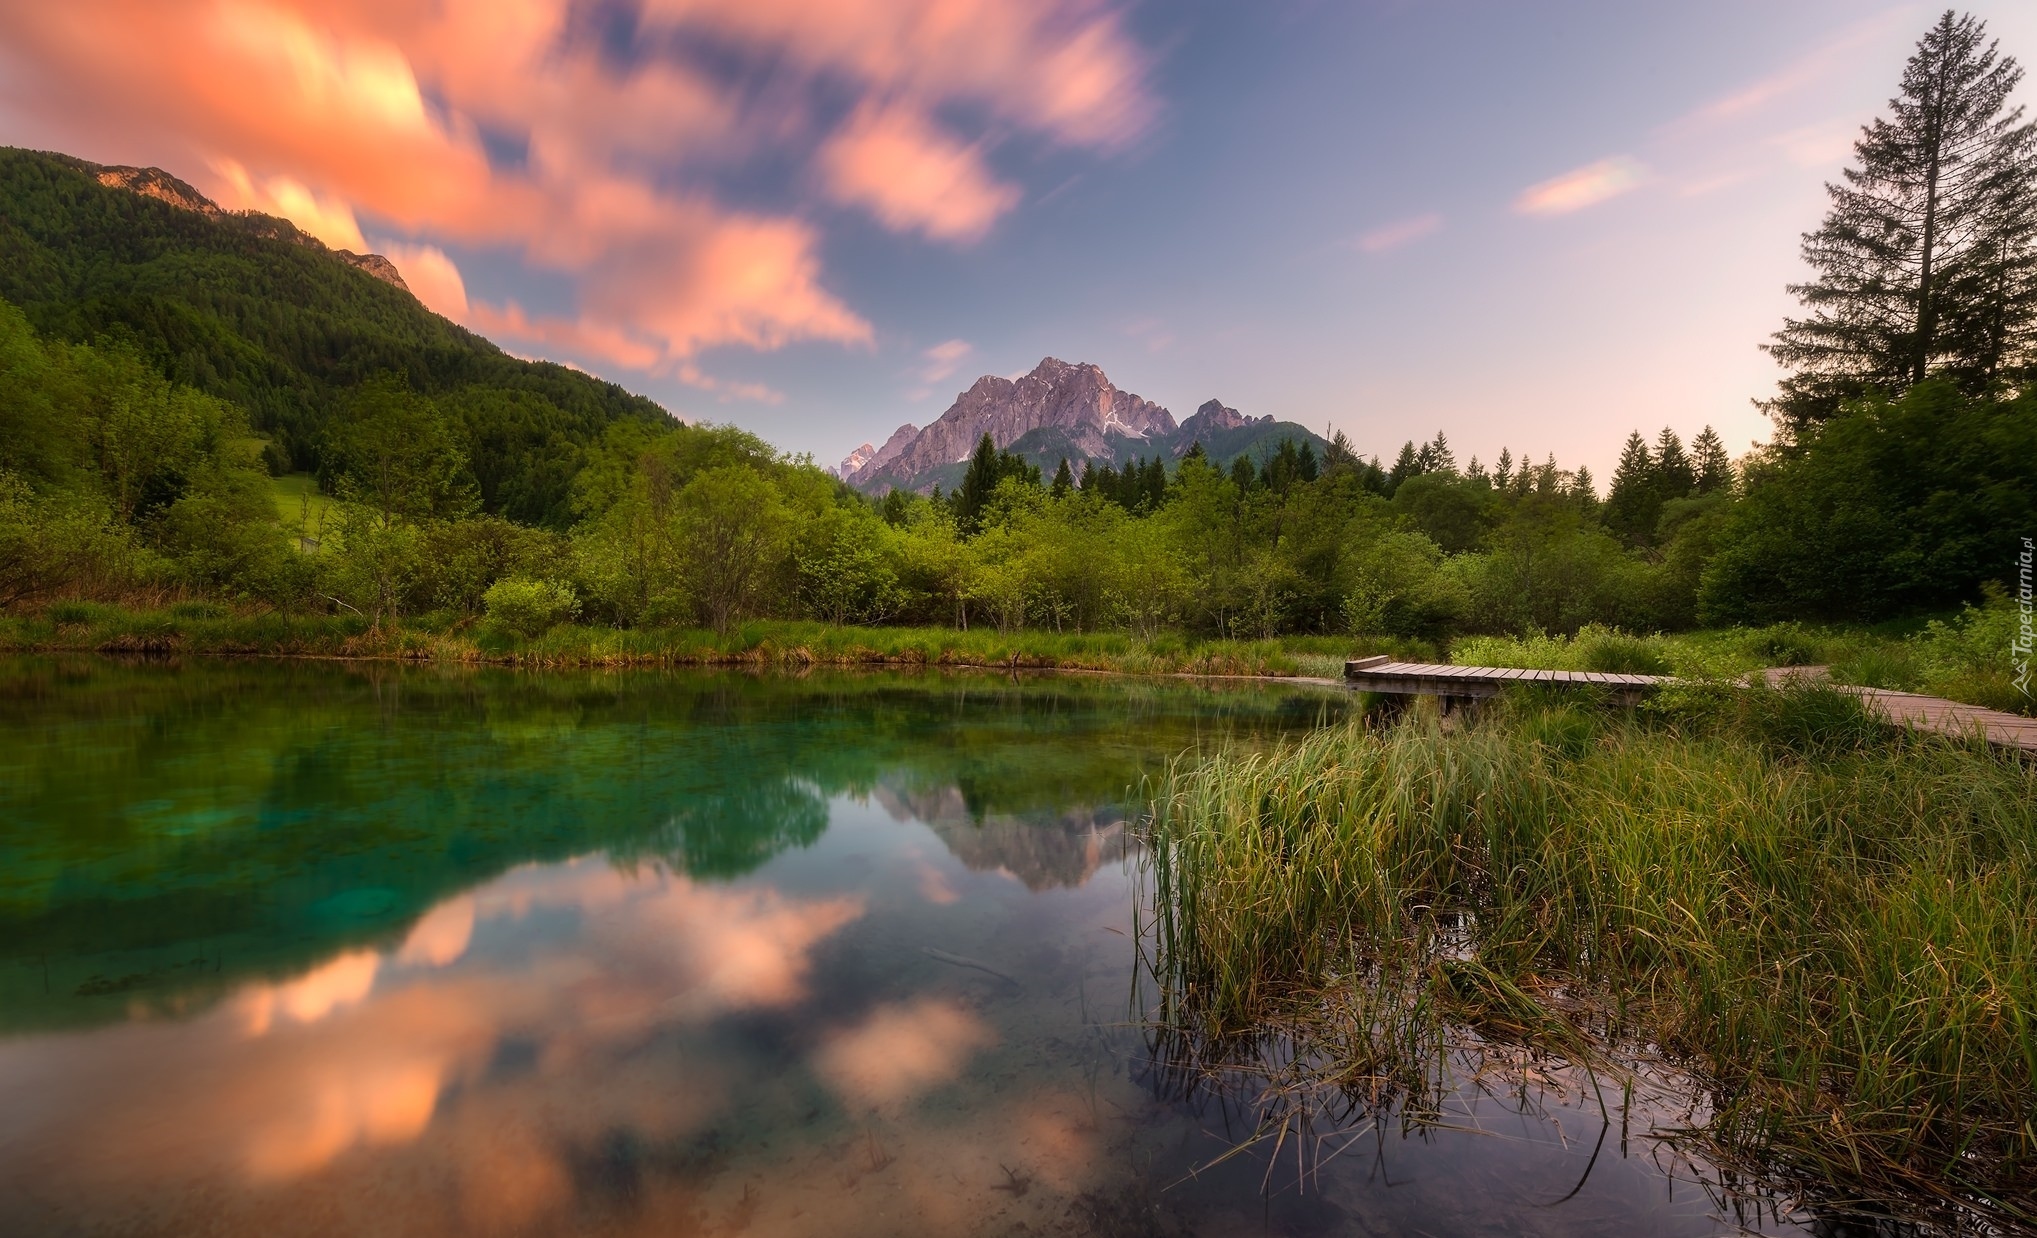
1138,685,2037,1227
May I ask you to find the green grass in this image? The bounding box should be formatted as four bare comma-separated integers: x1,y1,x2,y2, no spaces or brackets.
1450,602,2033,716
1141,685,2037,1221
267,473,332,548
0,608,1438,676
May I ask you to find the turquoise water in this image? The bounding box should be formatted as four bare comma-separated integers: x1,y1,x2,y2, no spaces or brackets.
0,658,1813,1235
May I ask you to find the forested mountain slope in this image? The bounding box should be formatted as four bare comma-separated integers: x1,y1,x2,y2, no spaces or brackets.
0,147,668,525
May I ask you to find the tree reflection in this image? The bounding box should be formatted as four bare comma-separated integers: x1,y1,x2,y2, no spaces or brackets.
0,658,1341,1030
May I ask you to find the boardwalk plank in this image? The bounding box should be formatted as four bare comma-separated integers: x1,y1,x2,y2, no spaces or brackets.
1341,659,2035,753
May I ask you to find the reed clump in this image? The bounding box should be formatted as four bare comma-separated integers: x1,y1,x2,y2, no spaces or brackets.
1142,684,2037,1219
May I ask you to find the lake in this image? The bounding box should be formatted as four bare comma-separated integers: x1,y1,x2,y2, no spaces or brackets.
0,658,1821,1236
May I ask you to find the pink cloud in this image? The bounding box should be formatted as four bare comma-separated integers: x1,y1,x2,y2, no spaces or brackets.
1354,212,1442,254
0,0,1149,375
672,362,785,405
812,997,997,1109
1513,157,1650,216
1658,8,1911,137
639,0,1156,150
378,241,470,321
820,102,1020,242
917,339,975,384
211,157,369,250
467,301,667,373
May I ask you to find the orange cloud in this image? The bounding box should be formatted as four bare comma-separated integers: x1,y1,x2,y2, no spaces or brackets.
396,896,476,968
0,0,1151,375
1513,157,1650,216
235,951,381,1035
812,997,997,1108
640,0,1155,149
211,157,369,251
820,102,1020,242
242,1051,447,1180
378,241,470,322
0,861,870,1199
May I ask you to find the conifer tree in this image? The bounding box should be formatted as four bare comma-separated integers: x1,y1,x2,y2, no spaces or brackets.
1387,441,1422,492
1653,427,1696,500
1426,431,1457,475
1050,457,1074,498
1766,11,2037,431
1141,456,1167,508
1322,430,1356,473
1572,466,1598,514
1690,426,1734,493
1229,454,1257,493
1604,431,1658,546
1297,441,1319,482
955,433,1001,532
1493,448,1514,491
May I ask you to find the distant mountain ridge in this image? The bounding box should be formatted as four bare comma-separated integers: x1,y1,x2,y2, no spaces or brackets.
0,146,669,526
836,359,1324,493
81,158,414,294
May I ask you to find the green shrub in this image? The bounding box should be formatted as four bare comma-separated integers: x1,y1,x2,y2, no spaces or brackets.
45,600,100,625
1573,625,1671,675
1750,622,1824,666
482,577,579,638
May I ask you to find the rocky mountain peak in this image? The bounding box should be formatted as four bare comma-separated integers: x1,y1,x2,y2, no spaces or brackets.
95,165,220,216
839,357,1176,489
1179,398,1271,441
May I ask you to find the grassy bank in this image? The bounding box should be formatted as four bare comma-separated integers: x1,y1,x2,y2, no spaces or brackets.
0,603,1434,677
1142,686,2037,1221
1452,594,2033,715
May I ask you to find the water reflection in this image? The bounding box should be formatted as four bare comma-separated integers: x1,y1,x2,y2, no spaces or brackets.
1,658,1329,1031
0,658,1862,1235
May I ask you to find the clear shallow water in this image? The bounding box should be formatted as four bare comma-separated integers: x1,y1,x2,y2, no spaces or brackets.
0,658,1815,1236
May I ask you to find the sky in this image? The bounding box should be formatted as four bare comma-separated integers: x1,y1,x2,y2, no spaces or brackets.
3,0,2035,479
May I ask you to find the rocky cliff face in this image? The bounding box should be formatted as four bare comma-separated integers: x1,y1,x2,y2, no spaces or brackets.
835,443,877,479
90,160,411,295
331,251,411,293
843,357,1176,489
1178,399,1269,441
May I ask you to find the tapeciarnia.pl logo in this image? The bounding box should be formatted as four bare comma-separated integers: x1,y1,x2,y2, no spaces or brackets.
2016,536,2033,700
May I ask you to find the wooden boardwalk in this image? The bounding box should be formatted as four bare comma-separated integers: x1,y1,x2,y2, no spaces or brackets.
1344,656,2037,752
1841,686,2037,752
1342,657,1666,706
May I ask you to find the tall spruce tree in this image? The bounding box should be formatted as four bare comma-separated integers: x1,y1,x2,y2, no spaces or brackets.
954,433,1002,532
1765,11,2037,432
1690,426,1734,493
1653,427,1696,500
1604,431,1658,546
1141,456,1168,509
1426,431,1457,475
1050,457,1074,498
1387,440,1422,493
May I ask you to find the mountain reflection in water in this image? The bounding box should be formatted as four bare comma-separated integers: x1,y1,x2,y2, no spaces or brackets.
0,658,1827,1236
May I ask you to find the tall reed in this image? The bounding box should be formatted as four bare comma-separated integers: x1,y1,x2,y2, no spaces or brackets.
1143,685,2037,1217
